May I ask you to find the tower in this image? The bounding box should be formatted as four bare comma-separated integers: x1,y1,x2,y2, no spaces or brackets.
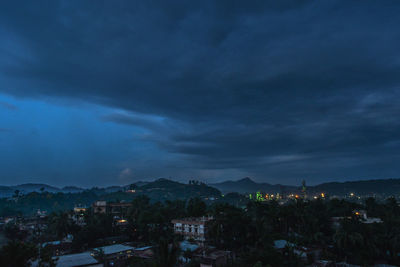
301,179,307,199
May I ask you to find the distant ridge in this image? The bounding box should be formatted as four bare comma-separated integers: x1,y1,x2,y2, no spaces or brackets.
0,183,82,198
1,177,400,198
210,177,296,194
212,177,400,196
61,186,84,193
310,178,400,196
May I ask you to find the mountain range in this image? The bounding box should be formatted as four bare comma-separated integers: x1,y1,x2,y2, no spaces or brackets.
1,177,400,199
210,177,297,194
211,177,400,196
0,183,124,198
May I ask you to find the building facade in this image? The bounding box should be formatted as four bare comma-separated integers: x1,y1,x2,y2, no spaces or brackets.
171,216,213,242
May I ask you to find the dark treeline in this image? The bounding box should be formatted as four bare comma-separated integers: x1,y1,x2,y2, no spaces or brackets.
0,179,221,217
1,196,400,266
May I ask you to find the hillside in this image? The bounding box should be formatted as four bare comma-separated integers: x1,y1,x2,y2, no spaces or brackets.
137,178,221,201
2,177,400,201
0,178,222,216
0,183,61,198
211,177,400,196
211,177,296,194
310,179,400,196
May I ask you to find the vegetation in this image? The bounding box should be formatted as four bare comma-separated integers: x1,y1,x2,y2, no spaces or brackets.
2,192,400,266
0,179,220,217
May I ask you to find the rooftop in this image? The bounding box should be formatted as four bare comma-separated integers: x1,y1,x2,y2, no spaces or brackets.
172,216,214,224
93,244,134,255
180,241,199,252
54,252,98,267
134,246,153,251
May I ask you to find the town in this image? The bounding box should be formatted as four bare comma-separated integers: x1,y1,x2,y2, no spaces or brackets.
0,180,399,267
1,1,400,266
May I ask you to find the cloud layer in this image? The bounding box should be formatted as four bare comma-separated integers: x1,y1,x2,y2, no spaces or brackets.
1,1,400,185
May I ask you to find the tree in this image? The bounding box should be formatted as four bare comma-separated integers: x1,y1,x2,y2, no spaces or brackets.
186,198,206,217
48,211,77,240
38,246,58,267
0,241,38,267
95,248,108,267
334,219,365,263
183,249,193,263
153,239,180,267
207,203,251,250
4,222,28,241
13,190,20,200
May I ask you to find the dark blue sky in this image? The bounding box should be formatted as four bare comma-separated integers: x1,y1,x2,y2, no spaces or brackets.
1,1,400,187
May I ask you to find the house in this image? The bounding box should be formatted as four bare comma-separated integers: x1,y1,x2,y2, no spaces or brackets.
54,252,102,267
353,210,383,224
171,216,213,242
179,241,199,262
41,235,74,256
92,244,135,267
293,246,322,261
133,246,154,259
311,260,335,267
92,201,132,217
73,206,87,226
108,202,132,217
92,201,107,214
32,252,101,267
192,247,234,267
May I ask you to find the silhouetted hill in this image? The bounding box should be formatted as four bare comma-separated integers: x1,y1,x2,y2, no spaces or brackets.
2,177,400,200
140,178,182,190
212,177,400,196
104,186,124,193
309,179,400,196
211,177,296,194
0,184,82,197
132,181,149,187
14,183,60,193
61,186,84,193
137,178,221,201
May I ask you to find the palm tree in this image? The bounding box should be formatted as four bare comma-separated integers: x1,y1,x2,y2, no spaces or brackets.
96,248,108,267
0,240,38,267
153,239,180,267
49,212,72,240
183,249,192,263
334,227,364,262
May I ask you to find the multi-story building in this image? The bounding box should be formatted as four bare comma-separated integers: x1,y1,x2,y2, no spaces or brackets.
171,216,213,242
92,201,132,217
92,244,135,267
92,201,107,214
72,206,88,226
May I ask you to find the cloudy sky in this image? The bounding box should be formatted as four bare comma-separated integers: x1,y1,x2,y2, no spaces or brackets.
1,1,400,187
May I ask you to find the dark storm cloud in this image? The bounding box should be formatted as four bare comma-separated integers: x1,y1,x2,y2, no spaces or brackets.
1,0,400,183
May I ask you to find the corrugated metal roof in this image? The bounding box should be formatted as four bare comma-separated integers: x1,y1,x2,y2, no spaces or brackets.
94,244,134,255
55,252,98,267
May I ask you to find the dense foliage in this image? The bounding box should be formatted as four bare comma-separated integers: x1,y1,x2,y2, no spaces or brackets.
0,179,220,217
1,195,400,266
